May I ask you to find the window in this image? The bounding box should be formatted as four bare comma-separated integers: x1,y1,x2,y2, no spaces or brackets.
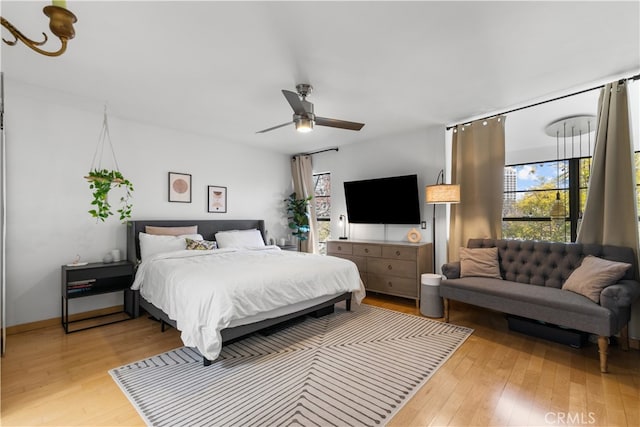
502,80,639,242
504,151,640,242
502,158,584,242
313,172,331,254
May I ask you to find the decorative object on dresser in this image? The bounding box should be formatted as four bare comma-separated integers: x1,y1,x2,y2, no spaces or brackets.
61,261,135,333
109,304,472,427
327,240,433,308
207,185,227,213
168,172,191,203
85,107,134,222
407,227,421,243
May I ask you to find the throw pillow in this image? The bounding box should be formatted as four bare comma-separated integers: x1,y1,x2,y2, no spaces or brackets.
459,247,502,279
138,233,203,260
562,255,631,303
186,238,217,250
215,229,265,249
145,225,198,236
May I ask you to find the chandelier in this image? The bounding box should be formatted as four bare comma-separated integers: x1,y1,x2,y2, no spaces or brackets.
1,1,77,57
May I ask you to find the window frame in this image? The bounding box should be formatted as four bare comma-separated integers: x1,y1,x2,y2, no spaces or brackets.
313,172,331,254
503,157,590,242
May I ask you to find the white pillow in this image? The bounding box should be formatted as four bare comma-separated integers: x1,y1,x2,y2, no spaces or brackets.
139,232,203,260
215,229,265,249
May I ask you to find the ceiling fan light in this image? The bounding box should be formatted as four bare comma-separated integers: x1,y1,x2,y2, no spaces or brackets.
296,117,314,133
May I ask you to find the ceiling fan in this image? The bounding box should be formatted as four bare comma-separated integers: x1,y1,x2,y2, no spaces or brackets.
256,84,365,134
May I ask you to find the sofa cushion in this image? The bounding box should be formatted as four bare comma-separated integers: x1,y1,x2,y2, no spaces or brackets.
442,277,611,316
562,255,632,303
467,239,638,288
440,277,616,335
459,247,502,279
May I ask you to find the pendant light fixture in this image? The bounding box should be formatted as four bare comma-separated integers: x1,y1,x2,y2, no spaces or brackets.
544,115,597,227
549,125,565,221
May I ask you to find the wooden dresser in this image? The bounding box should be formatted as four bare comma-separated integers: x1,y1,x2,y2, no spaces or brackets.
327,240,433,307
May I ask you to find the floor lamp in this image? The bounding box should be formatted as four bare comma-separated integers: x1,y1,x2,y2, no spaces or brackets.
425,170,460,274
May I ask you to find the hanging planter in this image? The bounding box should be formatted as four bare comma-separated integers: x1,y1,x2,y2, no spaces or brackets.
86,107,134,222
86,169,133,222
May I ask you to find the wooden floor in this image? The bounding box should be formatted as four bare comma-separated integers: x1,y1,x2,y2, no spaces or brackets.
1,295,639,426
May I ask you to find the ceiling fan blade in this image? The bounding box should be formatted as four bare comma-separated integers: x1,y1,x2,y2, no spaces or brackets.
316,116,365,131
282,90,306,115
255,121,294,134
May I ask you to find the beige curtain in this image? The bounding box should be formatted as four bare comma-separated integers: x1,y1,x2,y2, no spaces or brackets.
290,155,318,254
448,116,506,261
577,80,639,278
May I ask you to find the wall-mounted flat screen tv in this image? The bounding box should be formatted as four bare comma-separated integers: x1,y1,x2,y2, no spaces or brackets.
343,174,421,224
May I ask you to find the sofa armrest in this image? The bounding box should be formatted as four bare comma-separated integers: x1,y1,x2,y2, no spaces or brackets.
600,280,640,309
442,261,461,279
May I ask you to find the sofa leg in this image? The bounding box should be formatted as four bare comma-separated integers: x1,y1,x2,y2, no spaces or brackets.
597,336,609,373
620,324,630,351
443,298,450,323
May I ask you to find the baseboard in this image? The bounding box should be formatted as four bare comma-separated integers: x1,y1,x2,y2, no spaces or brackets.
6,305,123,335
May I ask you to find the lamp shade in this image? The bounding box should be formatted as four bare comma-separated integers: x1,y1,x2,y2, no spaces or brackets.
426,184,460,204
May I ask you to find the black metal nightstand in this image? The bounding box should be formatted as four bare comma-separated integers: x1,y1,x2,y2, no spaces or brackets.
61,261,135,333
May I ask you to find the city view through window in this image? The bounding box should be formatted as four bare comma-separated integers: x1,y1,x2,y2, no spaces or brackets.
503,153,640,242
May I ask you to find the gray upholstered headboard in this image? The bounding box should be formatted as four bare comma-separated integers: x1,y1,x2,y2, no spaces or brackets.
126,219,266,264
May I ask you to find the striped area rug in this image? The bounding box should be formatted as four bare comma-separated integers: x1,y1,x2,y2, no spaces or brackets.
110,304,472,426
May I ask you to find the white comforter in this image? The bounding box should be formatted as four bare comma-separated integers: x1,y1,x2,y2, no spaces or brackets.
131,246,365,360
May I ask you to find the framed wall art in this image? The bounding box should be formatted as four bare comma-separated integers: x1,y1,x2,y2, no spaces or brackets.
168,172,192,203
207,186,227,213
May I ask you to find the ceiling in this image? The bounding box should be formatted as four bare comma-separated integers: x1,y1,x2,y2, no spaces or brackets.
2,1,639,155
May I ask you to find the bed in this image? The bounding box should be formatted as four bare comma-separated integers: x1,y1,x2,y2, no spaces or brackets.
126,219,365,366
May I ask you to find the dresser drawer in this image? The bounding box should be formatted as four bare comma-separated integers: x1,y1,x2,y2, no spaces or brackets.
382,245,417,261
353,244,382,257
367,274,417,297
367,258,416,278
327,241,353,255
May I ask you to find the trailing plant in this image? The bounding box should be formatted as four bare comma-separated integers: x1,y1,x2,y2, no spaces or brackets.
86,169,134,222
285,192,312,241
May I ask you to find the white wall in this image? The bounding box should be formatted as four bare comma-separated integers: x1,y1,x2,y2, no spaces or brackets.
312,126,448,272
4,80,291,327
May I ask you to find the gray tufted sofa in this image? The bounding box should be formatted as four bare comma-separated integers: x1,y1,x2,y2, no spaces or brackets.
440,238,640,373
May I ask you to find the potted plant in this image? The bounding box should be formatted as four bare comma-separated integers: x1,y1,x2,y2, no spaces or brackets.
85,169,134,222
285,192,312,249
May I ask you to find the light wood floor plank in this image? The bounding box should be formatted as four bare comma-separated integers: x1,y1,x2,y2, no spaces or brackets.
1,295,638,426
